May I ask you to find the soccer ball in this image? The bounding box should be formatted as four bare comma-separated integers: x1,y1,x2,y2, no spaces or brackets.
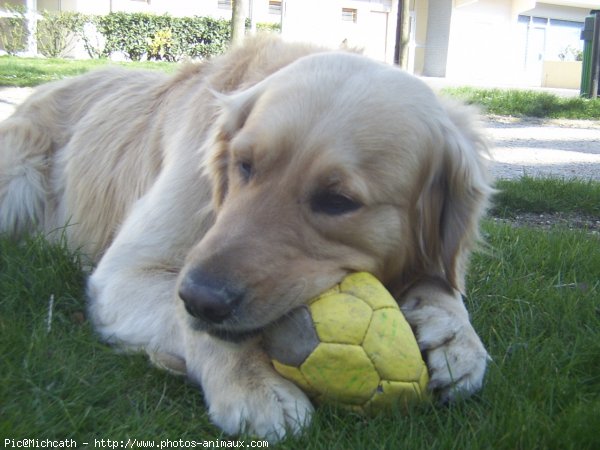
263,272,429,413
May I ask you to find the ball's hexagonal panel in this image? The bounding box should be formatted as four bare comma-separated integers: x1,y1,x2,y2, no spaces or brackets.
310,293,372,345
300,342,380,404
362,307,426,382
339,272,398,311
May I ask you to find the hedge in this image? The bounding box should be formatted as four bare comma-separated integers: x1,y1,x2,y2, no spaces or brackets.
89,13,234,61
0,10,280,60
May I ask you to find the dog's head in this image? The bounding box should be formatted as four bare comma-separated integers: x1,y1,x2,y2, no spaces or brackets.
178,52,491,339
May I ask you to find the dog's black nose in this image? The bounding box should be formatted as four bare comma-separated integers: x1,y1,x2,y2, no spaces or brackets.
178,270,243,323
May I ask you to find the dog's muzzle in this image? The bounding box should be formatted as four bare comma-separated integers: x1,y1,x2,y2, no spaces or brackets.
178,268,244,324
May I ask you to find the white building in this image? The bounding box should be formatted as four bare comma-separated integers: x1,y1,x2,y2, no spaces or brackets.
280,0,398,63
425,0,596,88
277,0,595,88
2,0,597,88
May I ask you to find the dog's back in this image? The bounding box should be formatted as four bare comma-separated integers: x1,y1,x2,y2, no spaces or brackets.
0,67,189,256
0,36,326,258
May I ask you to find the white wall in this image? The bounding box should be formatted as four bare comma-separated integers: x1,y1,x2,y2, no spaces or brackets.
282,0,397,63
444,0,589,86
282,0,341,48
445,0,527,84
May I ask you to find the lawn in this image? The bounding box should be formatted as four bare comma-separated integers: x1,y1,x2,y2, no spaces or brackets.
0,56,177,87
441,86,600,120
1,177,599,449
492,177,600,216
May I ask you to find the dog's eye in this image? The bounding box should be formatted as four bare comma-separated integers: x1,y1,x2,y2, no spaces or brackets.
238,160,253,182
310,191,362,216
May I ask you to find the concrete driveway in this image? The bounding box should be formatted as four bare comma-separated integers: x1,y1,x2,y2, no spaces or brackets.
0,87,33,121
485,116,600,181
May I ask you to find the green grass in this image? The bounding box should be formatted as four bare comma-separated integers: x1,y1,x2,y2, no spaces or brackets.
491,176,600,216
442,86,600,120
0,56,177,87
1,178,600,448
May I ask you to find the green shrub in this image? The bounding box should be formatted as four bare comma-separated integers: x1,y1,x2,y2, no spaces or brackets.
96,12,155,61
170,16,231,59
94,13,232,61
36,10,86,58
0,3,28,55
257,22,281,33
146,27,176,61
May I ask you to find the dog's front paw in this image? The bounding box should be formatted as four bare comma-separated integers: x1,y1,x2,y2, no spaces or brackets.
205,369,313,442
419,312,489,402
188,335,314,442
401,294,489,402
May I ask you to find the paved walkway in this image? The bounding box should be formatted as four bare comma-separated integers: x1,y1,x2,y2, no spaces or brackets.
1,85,599,181
0,86,33,120
484,116,600,181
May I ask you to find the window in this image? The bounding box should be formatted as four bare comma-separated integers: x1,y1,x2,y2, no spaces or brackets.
517,15,584,62
218,0,232,10
342,8,357,23
269,1,282,15
549,19,584,61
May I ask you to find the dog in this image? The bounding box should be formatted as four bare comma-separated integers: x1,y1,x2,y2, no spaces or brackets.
0,36,491,441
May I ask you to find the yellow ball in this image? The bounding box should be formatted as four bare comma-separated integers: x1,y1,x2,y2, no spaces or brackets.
263,272,429,413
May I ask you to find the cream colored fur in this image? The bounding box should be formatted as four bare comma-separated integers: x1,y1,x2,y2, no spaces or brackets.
0,36,492,441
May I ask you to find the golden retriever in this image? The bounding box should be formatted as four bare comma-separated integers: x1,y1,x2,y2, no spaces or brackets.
0,36,491,441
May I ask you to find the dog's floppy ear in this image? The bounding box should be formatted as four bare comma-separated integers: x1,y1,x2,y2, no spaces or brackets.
205,84,265,208
415,102,492,293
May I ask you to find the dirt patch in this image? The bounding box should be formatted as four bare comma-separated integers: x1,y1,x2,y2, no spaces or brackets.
491,212,600,235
